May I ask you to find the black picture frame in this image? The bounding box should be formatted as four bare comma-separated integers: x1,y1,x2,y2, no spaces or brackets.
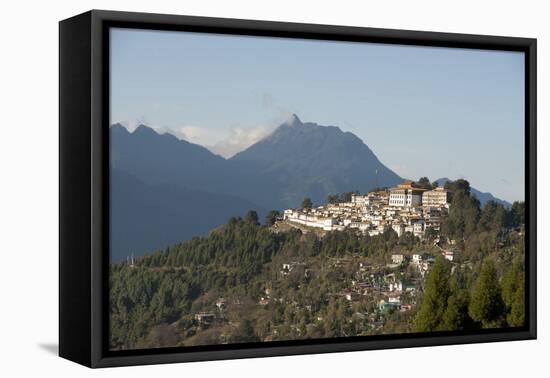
59,9,537,368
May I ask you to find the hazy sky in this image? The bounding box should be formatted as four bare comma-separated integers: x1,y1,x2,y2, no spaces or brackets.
110,28,525,203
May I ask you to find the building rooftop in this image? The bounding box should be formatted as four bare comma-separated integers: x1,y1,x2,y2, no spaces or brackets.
391,180,428,192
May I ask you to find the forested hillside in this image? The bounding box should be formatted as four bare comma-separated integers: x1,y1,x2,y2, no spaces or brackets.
110,184,525,350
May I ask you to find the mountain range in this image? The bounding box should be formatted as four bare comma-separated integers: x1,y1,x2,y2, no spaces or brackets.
231,115,402,208
110,115,509,261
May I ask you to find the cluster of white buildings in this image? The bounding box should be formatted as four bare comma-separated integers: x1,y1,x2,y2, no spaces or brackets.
283,180,450,239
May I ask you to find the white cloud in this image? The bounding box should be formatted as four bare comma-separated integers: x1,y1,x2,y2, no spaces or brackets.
167,124,276,158
208,125,274,158
172,126,226,147
114,120,277,158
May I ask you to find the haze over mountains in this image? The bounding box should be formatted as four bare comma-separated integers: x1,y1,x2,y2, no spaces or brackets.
110,168,261,262
110,115,508,261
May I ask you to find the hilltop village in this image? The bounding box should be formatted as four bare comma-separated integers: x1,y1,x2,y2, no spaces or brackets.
282,180,450,239
175,181,464,345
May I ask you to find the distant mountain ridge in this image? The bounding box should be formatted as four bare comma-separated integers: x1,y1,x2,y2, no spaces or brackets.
230,114,403,207
111,123,229,190
111,116,403,210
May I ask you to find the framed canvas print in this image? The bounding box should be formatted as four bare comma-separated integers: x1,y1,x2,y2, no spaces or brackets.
59,10,537,368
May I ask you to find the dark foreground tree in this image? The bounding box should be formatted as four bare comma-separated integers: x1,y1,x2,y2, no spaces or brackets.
501,260,525,327
469,258,505,328
440,278,475,331
412,257,451,332
413,257,475,332
302,197,313,210
508,284,525,327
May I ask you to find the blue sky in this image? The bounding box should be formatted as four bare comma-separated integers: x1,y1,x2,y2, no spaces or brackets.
110,28,525,203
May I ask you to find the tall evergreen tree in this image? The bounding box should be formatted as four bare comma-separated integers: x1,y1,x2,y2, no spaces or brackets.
508,284,525,327
501,260,525,327
508,201,525,228
469,258,505,328
245,210,259,225
479,201,507,232
412,257,451,332
440,278,475,331
441,179,480,241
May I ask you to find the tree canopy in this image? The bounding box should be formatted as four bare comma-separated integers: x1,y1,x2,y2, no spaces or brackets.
416,177,432,190
302,197,313,209
469,258,505,328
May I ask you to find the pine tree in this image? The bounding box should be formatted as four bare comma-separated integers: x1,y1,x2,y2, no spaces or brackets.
508,284,525,327
469,258,505,328
501,260,525,327
440,278,474,331
412,257,451,332
244,210,259,225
